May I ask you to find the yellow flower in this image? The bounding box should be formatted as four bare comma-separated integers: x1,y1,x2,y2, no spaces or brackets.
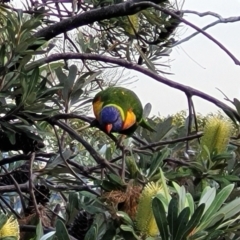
200,117,232,160
135,181,163,237
0,215,20,240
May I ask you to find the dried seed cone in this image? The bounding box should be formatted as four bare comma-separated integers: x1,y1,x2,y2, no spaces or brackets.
200,117,232,159
135,181,163,237
68,210,94,239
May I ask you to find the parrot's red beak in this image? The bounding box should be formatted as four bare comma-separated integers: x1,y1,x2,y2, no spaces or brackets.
105,124,112,134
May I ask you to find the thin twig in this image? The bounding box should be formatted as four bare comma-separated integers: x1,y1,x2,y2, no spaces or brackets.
1,166,27,214
53,124,83,184
0,195,22,219
139,132,203,150
29,152,40,217
175,11,240,46
130,2,240,65
186,93,192,151
50,119,119,174
121,146,126,181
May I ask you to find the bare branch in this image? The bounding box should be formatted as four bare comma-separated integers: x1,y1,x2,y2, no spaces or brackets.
139,2,240,65
49,119,119,174
182,10,228,20
175,11,240,46
34,0,153,41
27,52,240,122
31,1,240,65
139,132,203,150
29,152,40,217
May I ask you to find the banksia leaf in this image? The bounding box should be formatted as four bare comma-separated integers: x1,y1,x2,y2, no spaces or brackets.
123,14,139,36
126,155,139,179
135,181,164,237
199,117,232,160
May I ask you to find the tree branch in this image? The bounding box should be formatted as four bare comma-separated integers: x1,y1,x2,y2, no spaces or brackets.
139,132,203,150
140,2,240,65
49,119,119,174
27,52,240,122
175,12,240,46
34,0,153,41
32,1,240,65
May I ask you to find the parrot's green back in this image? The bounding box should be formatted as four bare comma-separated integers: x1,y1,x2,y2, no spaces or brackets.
96,87,143,121
93,87,155,135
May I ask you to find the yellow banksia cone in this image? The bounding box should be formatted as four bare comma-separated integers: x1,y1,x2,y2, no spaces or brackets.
200,117,232,160
0,214,20,240
135,181,163,237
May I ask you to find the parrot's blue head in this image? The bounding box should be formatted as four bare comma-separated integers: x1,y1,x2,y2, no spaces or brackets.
99,106,123,133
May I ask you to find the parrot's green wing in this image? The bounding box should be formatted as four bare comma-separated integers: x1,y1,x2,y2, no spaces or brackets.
96,87,143,121
93,87,155,135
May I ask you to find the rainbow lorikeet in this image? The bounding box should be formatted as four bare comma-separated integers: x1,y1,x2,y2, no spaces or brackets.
92,87,154,135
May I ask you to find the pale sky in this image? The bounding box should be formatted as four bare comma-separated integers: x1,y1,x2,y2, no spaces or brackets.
135,0,240,117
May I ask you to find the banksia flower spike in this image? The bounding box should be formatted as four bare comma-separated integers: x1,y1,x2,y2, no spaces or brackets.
0,214,20,240
135,181,163,237
199,117,232,160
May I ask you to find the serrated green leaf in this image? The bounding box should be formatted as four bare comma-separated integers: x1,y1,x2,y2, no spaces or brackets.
117,211,134,226
173,207,190,240
35,220,44,240
143,103,152,118
211,152,233,162
84,70,102,87
152,197,168,240
167,198,178,236
202,184,234,222
205,230,224,240
101,180,120,191
152,117,173,142
70,88,84,106
198,187,216,214
179,186,186,213
107,173,125,187
100,223,116,240
135,44,156,73
55,219,71,240
186,193,194,216
39,231,56,240
0,213,8,229
233,98,240,115
196,213,224,233
159,168,171,202
67,192,79,217
67,64,78,91
148,148,169,178
55,67,67,85
120,225,139,240
180,204,205,240
218,197,240,220
45,149,72,169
